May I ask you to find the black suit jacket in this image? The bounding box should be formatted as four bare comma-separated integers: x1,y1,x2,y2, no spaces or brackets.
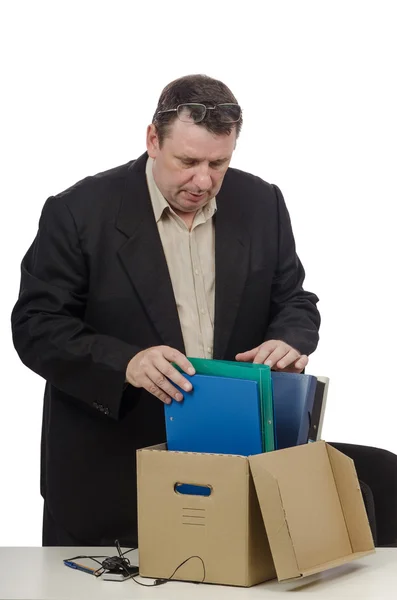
11,152,320,545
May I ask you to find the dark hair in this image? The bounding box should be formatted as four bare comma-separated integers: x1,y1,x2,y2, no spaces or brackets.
152,74,242,146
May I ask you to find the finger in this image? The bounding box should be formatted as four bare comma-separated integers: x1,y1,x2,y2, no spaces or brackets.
294,354,308,372
273,354,308,373
146,365,185,402
162,347,195,376
237,340,279,363
141,376,173,405
155,356,193,393
235,347,260,362
275,349,301,370
250,340,280,365
253,343,289,366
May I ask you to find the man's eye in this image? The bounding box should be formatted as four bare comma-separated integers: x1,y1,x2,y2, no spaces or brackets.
182,160,196,167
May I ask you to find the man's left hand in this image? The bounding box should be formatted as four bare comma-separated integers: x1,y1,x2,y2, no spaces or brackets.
235,340,308,373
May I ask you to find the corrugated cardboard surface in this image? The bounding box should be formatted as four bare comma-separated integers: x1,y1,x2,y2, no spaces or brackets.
249,441,375,581
326,444,375,553
246,472,276,584
137,441,375,587
137,445,275,587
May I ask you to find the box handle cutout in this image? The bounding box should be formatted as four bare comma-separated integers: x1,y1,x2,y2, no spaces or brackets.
174,483,212,497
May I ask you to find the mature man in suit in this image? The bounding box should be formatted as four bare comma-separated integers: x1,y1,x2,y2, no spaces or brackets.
11,74,320,547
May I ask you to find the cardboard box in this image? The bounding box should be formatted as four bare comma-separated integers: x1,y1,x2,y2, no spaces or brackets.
137,441,375,587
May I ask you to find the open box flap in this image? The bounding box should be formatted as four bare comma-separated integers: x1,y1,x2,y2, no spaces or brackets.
249,442,375,581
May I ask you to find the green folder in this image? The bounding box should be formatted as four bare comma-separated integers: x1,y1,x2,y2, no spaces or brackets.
180,358,275,453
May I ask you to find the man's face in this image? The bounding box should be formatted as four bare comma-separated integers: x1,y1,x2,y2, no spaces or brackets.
146,119,236,214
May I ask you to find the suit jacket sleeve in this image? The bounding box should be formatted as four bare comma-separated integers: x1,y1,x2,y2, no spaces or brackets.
263,184,321,355
11,196,140,419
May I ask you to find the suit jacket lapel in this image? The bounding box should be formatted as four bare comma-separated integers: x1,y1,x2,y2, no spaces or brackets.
213,174,250,359
115,154,185,353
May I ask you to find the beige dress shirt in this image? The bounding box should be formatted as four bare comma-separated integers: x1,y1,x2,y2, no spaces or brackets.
145,157,216,359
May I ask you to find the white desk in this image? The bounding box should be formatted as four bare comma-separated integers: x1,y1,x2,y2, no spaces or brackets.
0,547,396,599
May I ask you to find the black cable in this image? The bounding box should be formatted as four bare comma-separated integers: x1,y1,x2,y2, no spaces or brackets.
65,554,108,562
167,555,206,584
65,542,206,586
121,547,137,557
130,554,206,587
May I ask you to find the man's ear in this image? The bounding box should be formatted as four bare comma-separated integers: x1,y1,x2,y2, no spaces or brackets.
146,124,160,158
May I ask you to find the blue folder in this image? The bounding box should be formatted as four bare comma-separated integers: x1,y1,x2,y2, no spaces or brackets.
271,372,317,449
164,374,263,456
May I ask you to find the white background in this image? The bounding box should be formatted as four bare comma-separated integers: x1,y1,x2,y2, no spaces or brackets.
1,1,396,545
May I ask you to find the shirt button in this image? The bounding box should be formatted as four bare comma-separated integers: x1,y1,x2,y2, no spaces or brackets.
207,347,212,353
194,269,199,276
200,308,205,315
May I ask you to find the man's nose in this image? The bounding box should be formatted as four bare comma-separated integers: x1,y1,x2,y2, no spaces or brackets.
191,165,212,190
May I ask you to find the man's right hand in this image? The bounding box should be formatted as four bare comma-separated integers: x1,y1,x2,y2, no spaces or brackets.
126,346,195,404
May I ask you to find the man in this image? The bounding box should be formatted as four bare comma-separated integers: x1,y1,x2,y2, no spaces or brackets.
11,74,320,547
